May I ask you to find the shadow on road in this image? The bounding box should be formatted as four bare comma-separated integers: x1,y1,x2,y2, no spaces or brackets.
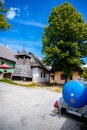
51,109,87,130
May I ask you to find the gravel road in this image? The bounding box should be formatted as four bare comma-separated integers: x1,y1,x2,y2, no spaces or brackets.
0,82,87,130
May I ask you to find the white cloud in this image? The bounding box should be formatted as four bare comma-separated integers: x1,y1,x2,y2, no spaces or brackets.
15,19,47,28
6,7,20,20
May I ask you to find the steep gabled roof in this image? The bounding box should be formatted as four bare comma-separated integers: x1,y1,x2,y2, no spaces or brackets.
0,44,17,62
15,49,31,59
29,52,50,71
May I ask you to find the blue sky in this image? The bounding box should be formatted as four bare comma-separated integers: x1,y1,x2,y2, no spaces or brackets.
0,0,87,58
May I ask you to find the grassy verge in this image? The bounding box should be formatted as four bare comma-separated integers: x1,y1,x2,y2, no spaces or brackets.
0,78,39,87
0,78,63,92
56,86,62,93
45,82,63,93
0,78,17,85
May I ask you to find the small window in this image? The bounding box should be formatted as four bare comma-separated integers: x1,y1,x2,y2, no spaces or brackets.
44,73,45,78
41,72,43,77
61,74,66,80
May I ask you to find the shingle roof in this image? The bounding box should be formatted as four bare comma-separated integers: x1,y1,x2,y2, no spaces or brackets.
12,64,32,78
29,52,50,71
12,53,32,78
0,44,17,62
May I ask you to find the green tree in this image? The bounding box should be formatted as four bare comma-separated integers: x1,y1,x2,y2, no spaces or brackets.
0,0,10,31
42,2,87,82
81,67,87,80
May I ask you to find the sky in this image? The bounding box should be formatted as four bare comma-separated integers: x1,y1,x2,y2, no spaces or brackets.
0,0,87,58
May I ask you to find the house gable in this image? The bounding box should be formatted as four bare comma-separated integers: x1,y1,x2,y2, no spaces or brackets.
29,52,50,83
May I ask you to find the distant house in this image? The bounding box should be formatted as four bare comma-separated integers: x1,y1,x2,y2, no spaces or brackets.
29,52,50,83
0,44,17,78
54,67,83,84
12,50,50,83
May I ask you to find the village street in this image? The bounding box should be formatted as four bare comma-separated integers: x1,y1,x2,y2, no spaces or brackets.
0,82,87,130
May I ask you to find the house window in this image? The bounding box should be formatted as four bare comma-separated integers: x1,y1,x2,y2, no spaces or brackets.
44,73,45,78
40,72,46,78
41,72,43,77
61,74,66,80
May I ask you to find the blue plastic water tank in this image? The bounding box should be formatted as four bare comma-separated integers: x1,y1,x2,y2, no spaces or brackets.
62,80,87,108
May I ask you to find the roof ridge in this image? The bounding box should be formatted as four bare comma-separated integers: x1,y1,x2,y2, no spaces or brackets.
29,52,49,71
0,44,17,62
0,44,17,53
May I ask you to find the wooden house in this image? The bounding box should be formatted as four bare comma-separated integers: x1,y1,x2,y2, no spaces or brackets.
54,67,83,85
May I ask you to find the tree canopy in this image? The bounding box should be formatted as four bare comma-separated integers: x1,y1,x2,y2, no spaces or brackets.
0,0,10,31
42,2,87,81
81,67,87,80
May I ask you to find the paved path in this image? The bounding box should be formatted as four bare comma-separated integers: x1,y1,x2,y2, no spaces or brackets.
0,83,87,130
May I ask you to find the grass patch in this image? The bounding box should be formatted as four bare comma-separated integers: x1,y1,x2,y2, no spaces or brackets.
56,86,62,93
22,83,39,87
0,78,18,85
0,78,39,87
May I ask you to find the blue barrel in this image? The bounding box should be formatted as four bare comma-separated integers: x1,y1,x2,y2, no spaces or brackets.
62,80,87,108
